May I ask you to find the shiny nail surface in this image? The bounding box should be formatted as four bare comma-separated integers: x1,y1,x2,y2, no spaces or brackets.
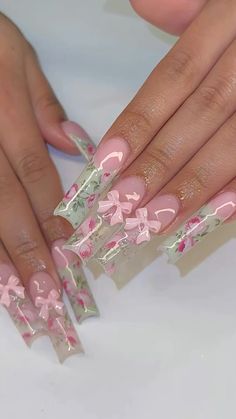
54,137,130,228
64,176,146,263
61,121,96,160
29,272,83,363
52,239,99,322
96,194,180,275
161,191,236,263
0,264,45,346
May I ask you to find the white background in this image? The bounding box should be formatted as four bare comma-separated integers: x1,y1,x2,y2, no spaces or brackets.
0,1,236,418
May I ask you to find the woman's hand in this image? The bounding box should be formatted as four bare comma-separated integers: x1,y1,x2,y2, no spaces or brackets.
0,13,97,354
55,0,236,274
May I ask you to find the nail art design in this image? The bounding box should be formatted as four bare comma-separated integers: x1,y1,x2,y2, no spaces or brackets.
29,272,83,363
64,177,146,263
54,138,130,228
160,191,236,264
61,121,96,161
0,265,45,346
52,239,99,323
96,194,180,275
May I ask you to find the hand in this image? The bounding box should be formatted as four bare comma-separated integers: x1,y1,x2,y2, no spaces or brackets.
0,13,97,357
55,0,236,274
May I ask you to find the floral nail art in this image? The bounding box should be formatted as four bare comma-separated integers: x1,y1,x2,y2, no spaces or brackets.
54,138,130,229
54,160,113,228
29,272,83,363
69,133,96,161
64,190,133,263
0,270,45,346
161,192,236,263
52,239,99,322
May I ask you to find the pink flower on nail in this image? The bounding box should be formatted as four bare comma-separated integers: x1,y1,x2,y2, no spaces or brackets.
22,332,33,341
105,234,124,250
86,193,97,208
65,183,79,201
62,279,72,295
79,217,96,237
68,335,78,346
87,144,96,156
178,236,195,253
78,240,93,260
76,288,93,309
101,172,111,183
185,216,206,235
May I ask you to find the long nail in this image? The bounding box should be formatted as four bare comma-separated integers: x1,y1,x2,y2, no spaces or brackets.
51,239,99,322
64,176,146,263
96,194,180,275
0,264,45,347
61,121,96,161
28,272,83,363
54,137,130,228
160,191,236,264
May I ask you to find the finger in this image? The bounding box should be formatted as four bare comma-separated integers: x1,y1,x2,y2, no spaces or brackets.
130,0,207,35
117,38,236,202
0,241,45,346
0,150,82,361
55,0,236,228
63,37,236,262
25,47,93,156
95,112,236,273
0,77,98,322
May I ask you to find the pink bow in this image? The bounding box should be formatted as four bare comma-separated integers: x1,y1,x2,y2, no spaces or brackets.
0,275,25,308
35,289,64,321
98,190,133,225
125,207,161,244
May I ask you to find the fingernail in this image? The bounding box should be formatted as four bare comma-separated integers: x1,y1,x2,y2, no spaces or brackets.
160,191,236,264
61,121,96,161
96,194,180,275
0,264,45,347
64,176,146,263
54,137,130,228
28,271,83,363
51,239,99,322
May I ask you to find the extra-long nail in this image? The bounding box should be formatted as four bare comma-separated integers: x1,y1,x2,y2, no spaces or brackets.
64,176,146,263
96,194,180,275
61,121,96,161
52,239,99,322
28,272,83,363
160,191,236,264
0,264,45,347
54,137,130,228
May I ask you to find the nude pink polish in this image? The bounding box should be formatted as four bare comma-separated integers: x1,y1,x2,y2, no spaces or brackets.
61,121,96,159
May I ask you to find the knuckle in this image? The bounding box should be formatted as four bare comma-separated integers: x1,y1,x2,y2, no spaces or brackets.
165,49,196,84
177,166,211,201
195,78,233,113
17,150,49,184
121,108,153,141
14,239,39,261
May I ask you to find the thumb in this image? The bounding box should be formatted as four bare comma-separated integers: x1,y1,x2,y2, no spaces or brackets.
25,47,95,157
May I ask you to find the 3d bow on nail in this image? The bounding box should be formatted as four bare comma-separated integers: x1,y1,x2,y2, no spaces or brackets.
35,289,64,321
98,190,133,225
125,207,161,244
0,275,25,308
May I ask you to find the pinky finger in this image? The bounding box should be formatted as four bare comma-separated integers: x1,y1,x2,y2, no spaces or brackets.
0,243,45,346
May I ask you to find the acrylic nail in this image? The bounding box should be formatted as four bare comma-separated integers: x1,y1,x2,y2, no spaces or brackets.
0,264,45,347
54,137,130,228
28,272,83,363
160,191,236,264
61,121,96,161
96,194,180,275
64,176,146,263
51,239,99,322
